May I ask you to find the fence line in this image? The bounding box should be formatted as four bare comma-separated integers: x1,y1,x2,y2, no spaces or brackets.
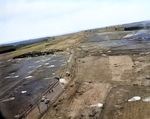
18,81,64,119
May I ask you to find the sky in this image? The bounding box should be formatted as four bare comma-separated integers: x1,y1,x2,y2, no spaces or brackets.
0,0,150,44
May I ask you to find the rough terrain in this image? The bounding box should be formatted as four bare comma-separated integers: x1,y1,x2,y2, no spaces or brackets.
1,24,150,119
42,29,150,119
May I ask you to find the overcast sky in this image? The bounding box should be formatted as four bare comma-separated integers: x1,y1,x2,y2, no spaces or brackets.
0,0,150,44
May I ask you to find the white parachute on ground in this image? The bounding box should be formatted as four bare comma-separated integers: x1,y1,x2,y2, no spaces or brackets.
128,96,141,102
89,103,103,108
25,76,32,79
142,97,150,102
21,91,27,94
48,65,55,68
59,78,67,84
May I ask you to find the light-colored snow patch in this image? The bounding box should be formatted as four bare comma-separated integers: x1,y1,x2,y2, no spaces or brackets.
101,54,107,56
59,78,67,84
5,75,19,78
28,66,34,68
135,61,139,63
14,115,20,118
61,64,66,66
27,57,31,60
128,96,141,102
35,61,40,63
44,63,49,65
2,97,15,102
44,78,50,80
48,65,55,68
28,70,34,74
5,76,11,78
123,33,134,38
21,91,27,94
137,57,144,59
14,75,19,78
68,54,72,62
37,65,42,68
142,97,150,102
145,52,150,55
25,76,32,79
7,59,11,62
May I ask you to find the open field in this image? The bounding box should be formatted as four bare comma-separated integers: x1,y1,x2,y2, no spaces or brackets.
41,29,150,119
100,85,150,119
1,26,150,119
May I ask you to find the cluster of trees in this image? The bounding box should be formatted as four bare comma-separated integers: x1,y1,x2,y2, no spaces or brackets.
0,45,16,54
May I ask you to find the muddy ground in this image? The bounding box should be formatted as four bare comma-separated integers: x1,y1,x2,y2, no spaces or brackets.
41,29,150,119
0,54,68,119
1,29,150,119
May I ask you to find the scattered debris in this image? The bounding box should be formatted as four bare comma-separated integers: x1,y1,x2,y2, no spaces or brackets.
142,97,150,102
5,75,19,79
14,115,20,118
68,54,72,62
41,96,46,102
135,61,139,63
28,70,34,74
145,52,150,55
80,104,102,118
66,71,70,76
7,59,11,62
128,96,141,102
35,61,40,63
133,84,138,86
44,99,50,104
70,84,74,87
101,54,107,56
138,71,142,73
37,65,42,68
53,77,59,81
44,63,49,65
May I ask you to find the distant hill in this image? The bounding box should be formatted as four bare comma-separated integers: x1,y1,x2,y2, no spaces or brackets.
1,20,150,54
5,37,51,46
0,37,51,54
123,20,150,28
